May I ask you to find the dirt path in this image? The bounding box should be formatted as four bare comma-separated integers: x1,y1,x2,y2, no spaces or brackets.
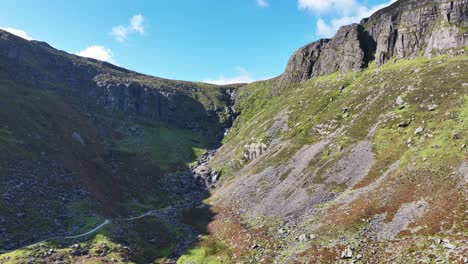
0,209,159,255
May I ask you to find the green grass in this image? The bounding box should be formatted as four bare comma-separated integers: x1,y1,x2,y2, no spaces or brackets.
118,192,174,215
212,54,468,185
116,121,209,169
177,237,231,264
0,249,31,264
325,182,348,193
68,200,103,233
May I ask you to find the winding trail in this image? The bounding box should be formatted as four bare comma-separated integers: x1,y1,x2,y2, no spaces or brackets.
0,151,214,257
0,209,161,255
63,219,111,239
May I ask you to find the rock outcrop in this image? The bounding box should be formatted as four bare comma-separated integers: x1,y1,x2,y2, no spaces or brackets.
281,0,468,83
0,29,236,133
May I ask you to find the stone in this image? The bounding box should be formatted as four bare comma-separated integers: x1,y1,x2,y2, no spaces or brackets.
70,244,80,249
427,104,439,111
298,234,308,242
194,165,211,178
16,213,25,218
443,243,456,250
396,96,404,105
414,127,424,135
71,132,85,146
341,246,353,259
243,140,268,161
211,171,220,183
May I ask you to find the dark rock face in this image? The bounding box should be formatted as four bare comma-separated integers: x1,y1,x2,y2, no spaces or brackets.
0,30,233,133
282,39,330,83
314,24,373,76
281,0,468,83
366,0,468,65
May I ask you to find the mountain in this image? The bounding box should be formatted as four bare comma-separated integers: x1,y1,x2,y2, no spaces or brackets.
0,28,238,263
1,0,467,263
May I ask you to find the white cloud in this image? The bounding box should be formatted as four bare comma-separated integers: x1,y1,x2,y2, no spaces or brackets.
111,14,145,42
130,14,145,34
305,0,397,38
256,0,269,8
204,67,258,85
76,45,116,64
316,18,334,38
0,27,32,40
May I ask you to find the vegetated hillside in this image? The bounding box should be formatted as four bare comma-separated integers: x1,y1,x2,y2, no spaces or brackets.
204,55,467,263
178,0,468,263
0,0,467,263
0,29,238,263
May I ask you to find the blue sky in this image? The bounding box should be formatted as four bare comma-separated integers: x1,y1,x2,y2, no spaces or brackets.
0,0,395,84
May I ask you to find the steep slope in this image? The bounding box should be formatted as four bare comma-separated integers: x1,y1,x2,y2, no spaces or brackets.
0,0,467,263
181,0,468,263
0,29,237,263
206,56,467,262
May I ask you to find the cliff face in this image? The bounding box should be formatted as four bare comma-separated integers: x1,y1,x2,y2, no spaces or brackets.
281,0,468,83
0,29,235,132
0,28,237,257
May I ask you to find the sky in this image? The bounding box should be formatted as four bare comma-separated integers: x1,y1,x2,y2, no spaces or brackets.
0,0,396,84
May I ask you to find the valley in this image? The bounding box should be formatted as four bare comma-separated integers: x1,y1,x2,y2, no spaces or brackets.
0,0,467,263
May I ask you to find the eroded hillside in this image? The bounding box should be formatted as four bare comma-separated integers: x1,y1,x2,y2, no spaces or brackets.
199,55,467,263
180,0,468,262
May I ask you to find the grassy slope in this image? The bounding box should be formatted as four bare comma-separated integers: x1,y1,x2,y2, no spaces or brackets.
187,54,468,263
214,54,467,183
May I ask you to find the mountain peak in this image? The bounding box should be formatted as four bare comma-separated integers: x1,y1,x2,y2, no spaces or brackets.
281,0,468,83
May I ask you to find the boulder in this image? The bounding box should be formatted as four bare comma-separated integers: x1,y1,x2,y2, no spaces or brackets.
341,246,353,259
414,127,424,135
243,140,268,161
396,96,404,105
298,234,308,242
194,165,211,178
427,104,439,111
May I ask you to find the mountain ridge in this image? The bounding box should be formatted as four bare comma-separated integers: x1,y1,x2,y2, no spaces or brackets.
280,0,468,84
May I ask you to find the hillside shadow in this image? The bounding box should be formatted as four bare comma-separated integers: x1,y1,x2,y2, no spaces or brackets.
0,81,227,263
0,32,231,262
71,91,226,262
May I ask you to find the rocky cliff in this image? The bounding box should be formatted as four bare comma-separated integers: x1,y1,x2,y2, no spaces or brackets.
281,0,468,83
0,29,236,134
0,28,237,262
